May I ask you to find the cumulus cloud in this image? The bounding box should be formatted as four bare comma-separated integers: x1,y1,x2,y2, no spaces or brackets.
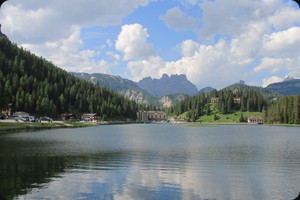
254,57,295,73
262,76,284,88
115,24,153,60
199,0,285,39
127,56,165,81
1,0,150,44
262,27,300,57
128,1,300,88
0,0,150,74
22,29,114,73
160,7,199,31
127,39,247,88
2,0,300,88
179,40,200,57
163,39,246,88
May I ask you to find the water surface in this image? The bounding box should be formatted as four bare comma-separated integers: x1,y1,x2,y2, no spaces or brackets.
0,124,299,199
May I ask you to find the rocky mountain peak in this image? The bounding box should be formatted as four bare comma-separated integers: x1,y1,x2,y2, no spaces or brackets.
138,74,199,97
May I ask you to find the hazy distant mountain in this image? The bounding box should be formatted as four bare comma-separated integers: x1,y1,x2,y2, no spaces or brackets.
266,78,300,95
138,74,199,97
198,87,215,94
70,72,156,105
70,72,189,107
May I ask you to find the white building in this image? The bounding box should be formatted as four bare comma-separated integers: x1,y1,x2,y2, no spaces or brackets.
137,110,166,122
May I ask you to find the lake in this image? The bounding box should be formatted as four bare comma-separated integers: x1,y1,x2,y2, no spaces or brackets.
0,124,299,200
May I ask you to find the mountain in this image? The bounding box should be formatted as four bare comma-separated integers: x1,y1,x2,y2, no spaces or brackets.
199,87,215,94
71,72,189,107
138,74,199,97
0,37,138,119
266,78,300,95
70,72,156,105
224,81,280,100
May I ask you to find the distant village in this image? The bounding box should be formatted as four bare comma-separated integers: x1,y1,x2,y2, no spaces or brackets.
1,101,263,124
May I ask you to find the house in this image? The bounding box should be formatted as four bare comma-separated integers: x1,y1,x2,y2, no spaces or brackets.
136,110,166,122
81,113,98,121
61,113,76,121
248,117,263,124
210,97,219,104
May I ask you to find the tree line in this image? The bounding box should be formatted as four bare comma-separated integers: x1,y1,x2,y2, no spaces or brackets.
0,37,138,119
265,96,300,124
169,83,300,124
168,85,269,122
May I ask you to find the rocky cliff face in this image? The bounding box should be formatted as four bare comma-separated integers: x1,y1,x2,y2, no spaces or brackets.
159,94,188,108
138,74,199,97
120,89,150,105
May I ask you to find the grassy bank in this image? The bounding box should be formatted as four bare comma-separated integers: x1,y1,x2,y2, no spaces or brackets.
197,111,262,123
0,120,141,134
178,109,262,124
0,121,95,133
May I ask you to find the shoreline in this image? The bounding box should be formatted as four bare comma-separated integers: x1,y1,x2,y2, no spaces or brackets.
0,119,144,134
1,120,299,134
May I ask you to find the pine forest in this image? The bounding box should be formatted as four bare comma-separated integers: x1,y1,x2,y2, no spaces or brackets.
0,37,138,120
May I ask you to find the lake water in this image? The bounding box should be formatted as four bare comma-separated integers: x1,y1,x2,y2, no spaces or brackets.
0,124,300,200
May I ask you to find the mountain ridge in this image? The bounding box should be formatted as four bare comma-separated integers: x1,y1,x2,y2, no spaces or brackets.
266,79,300,95
137,73,199,97
71,72,191,107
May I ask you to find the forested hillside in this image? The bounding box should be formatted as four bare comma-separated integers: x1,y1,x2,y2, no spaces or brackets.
169,84,274,122
266,96,300,124
0,38,138,119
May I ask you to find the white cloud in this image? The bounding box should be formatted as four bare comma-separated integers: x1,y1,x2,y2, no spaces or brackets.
22,29,113,74
163,39,246,88
254,57,295,73
160,7,199,31
268,6,300,30
262,27,300,57
262,76,284,87
199,0,285,39
230,20,270,62
127,56,165,81
106,51,121,60
1,0,150,44
180,40,200,57
128,38,248,88
128,1,300,88
115,23,153,60
2,0,300,88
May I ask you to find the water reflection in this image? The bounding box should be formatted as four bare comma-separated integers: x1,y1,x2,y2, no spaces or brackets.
0,124,300,199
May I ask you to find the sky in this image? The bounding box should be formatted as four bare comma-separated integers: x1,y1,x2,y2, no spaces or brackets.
1,0,300,89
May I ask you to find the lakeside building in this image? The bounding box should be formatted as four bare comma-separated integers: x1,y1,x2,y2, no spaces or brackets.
61,113,76,121
248,117,263,124
136,110,167,122
81,113,99,122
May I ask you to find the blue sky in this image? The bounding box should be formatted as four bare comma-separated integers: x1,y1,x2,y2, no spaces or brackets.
1,0,300,89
